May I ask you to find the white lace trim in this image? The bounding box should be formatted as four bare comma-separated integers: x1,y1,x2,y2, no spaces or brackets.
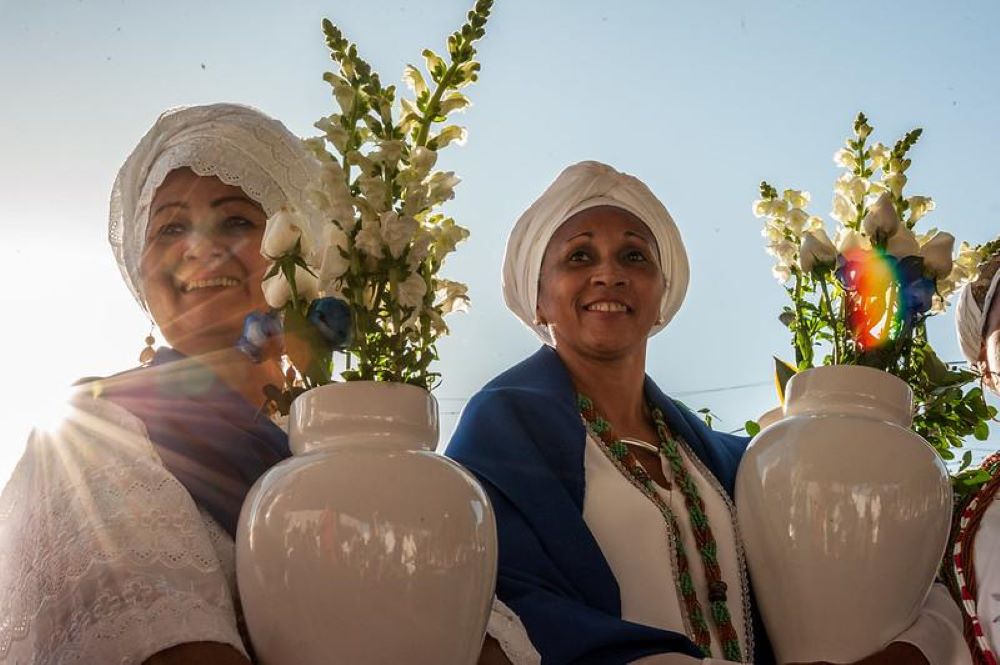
487,598,540,665
0,394,246,663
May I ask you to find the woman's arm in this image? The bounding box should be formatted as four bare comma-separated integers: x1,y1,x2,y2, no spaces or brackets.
145,642,251,665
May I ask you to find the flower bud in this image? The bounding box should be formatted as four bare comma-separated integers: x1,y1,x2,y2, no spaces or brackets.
862,193,900,242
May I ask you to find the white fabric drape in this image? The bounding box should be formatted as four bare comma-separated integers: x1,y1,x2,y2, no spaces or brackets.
974,496,1000,653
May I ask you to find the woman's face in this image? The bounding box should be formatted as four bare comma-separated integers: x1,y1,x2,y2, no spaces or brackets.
141,168,270,356
536,205,665,363
980,293,1000,394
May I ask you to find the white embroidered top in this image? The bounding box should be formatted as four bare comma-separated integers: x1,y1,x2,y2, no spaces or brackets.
0,394,246,664
487,430,972,665
975,495,1000,653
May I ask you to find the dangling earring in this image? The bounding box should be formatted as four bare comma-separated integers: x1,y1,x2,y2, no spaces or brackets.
139,326,156,365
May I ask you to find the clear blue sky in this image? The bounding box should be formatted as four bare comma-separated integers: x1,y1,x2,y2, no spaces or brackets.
2,0,998,483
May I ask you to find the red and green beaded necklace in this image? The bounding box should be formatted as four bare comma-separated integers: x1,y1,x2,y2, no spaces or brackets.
578,393,743,662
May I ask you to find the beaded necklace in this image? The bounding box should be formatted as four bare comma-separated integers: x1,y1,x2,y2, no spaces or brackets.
948,451,1000,665
578,393,743,662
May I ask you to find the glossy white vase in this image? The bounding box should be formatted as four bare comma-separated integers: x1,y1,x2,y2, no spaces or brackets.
236,381,497,665
735,365,951,664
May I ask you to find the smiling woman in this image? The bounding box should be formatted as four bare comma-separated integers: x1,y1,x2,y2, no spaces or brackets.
0,103,319,664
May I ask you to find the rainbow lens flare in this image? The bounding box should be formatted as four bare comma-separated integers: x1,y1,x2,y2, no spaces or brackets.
836,248,934,351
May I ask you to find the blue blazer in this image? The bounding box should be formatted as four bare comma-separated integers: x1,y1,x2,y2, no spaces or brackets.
447,346,774,664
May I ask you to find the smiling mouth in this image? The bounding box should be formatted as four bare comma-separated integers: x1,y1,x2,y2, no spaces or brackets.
181,277,241,293
584,301,630,313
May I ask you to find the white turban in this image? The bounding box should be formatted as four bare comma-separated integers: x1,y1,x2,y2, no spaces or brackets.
955,265,1000,365
109,103,320,309
502,160,689,346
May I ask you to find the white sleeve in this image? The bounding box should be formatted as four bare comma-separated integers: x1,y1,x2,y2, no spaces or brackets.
894,583,973,665
0,394,247,664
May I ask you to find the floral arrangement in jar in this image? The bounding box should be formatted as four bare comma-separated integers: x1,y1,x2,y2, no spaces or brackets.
752,113,996,494
238,0,493,414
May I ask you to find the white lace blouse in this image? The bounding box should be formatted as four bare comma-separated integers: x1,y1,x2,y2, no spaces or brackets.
0,394,247,664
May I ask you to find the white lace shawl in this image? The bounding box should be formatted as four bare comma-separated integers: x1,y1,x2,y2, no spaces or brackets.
0,393,246,664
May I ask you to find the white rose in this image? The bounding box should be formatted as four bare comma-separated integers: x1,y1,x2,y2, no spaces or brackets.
798,229,838,273
831,194,855,224
262,267,319,309
261,207,313,259
834,227,870,254
397,271,428,309
885,226,921,259
907,196,936,224
861,193,900,241
381,212,419,259
354,218,384,258
919,232,955,279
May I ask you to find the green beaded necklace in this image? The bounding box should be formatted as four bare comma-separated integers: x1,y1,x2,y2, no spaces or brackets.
578,393,743,662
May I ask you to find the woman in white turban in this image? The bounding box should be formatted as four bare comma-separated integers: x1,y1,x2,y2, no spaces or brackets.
948,243,1000,665
448,161,968,665
0,103,320,665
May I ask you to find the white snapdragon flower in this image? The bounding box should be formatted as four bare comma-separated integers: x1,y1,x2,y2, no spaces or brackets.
427,171,461,206
438,92,471,116
783,189,811,209
371,140,405,167
402,65,429,97
831,194,855,224
772,263,792,283
328,74,356,115
434,279,470,314
835,173,867,205
869,142,890,170
885,225,921,259
261,207,314,259
397,271,428,309
358,174,390,212
407,228,433,272
919,231,955,279
403,183,430,217
765,239,798,266
399,98,422,132
798,229,838,273
752,198,789,220
263,266,319,309
354,218,384,258
862,193,900,241
833,148,858,170
432,126,467,149
410,146,438,176
785,208,810,236
381,211,419,259
907,196,936,224
318,226,351,294
867,181,888,197
347,150,376,176
883,172,907,197
761,220,785,243
430,218,470,263
315,116,350,154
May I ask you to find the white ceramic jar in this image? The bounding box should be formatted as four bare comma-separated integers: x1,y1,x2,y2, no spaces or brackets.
735,365,951,664
236,381,497,665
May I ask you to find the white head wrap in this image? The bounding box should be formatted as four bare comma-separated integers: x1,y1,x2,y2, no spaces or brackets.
109,102,319,308
955,264,1000,365
502,160,689,346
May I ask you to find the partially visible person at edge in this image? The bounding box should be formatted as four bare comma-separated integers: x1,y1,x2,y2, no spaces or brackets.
948,241,1000,665
0,103,321,664
446,160,971,665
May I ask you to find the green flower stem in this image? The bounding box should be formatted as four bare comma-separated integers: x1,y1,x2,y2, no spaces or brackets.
414,62,459,147
818,276,840,365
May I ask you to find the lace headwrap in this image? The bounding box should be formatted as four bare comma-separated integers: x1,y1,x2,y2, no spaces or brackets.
109,103,319,309
955,251,1000,366
502,160,689,346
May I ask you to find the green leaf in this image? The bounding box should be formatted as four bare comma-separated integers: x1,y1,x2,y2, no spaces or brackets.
745,420,761,437
974,420,990,441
